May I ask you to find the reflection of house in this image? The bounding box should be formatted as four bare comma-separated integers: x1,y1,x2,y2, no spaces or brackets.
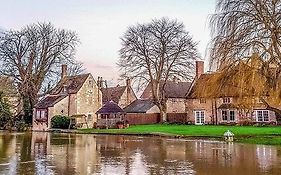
186,61,277,125
100,79,137,108
32,65,102,131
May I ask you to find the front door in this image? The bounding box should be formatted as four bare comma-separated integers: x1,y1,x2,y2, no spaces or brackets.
195,111,205,125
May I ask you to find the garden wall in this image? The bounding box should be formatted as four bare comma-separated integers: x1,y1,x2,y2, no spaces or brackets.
167,113,187,124
125,113,160,125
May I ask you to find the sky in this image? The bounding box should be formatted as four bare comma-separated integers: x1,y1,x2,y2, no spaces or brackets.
0,0,216,85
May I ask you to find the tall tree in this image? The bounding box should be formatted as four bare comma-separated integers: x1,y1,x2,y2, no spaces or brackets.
208,0,281,121
118,18,198,122
0,22,82,124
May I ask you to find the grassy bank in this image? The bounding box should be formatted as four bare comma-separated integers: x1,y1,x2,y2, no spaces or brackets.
77,124,281,145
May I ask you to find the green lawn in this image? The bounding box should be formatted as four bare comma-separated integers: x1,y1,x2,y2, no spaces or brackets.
77,124,281,145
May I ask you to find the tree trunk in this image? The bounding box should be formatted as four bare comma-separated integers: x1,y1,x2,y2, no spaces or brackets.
266,105,281,124
159,104,167,123
22,95,34,125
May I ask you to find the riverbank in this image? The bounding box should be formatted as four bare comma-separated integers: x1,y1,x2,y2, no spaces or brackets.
76,124,281,145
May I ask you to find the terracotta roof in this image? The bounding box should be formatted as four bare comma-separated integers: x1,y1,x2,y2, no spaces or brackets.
96,101,125,114
141,80,192,99
35,94,67,108
50,74,90,95
124,99,156,113
101,86,126,104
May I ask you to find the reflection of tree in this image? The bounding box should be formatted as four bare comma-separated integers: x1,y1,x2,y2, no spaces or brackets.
0,134,14,159
19,133,32,162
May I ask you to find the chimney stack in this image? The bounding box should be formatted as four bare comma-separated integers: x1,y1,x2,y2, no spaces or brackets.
195,61,204,78
61,65,67,80
126,78,131,87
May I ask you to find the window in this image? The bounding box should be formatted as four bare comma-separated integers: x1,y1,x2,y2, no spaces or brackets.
223,97,231,104
221,110,235,122
88,80,94,88
222,110,228,121
36,109,47,121
256,110,269,122
195,111,205,125
199,98,206,104
229,111,235,121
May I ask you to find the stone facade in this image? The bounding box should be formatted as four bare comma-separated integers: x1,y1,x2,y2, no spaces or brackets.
186,97,277,125
33,66,102,131
100,79,137,109
167,98,186,113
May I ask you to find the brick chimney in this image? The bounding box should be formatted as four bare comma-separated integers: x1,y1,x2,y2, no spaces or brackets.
126,78,131,87
195,61,204,78
61,65,67,80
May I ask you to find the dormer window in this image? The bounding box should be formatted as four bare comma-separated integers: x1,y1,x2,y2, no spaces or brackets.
223,97,231,104
199,98,206,104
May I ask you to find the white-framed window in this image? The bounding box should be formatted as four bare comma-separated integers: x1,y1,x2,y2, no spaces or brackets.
229,111,235,121
194,110,205,125
256,110,269,122
221,110,235,122
222,97,231,104
36,109,47,120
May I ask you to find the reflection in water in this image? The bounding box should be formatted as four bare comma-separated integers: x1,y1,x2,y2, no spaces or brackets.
0,132,280,175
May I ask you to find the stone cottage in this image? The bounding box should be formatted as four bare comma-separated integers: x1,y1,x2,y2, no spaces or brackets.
32,65,102,131
186,61,277,125
100,79,137,108
140,79,192,113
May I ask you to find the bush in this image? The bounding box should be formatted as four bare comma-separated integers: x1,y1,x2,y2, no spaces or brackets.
0,92,12,128
51,115,70,129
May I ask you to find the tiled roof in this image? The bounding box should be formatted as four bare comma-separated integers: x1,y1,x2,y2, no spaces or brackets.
96,101,125,114
101,86,126,104
35,73,90,109
124,99,156,113
141,80,192,99
35,94,67,108
50,74,90,95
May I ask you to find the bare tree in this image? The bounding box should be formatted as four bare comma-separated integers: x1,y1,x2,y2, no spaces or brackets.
118,18,198,122
207,0,281,121
0,22,81,124
210,0,281,68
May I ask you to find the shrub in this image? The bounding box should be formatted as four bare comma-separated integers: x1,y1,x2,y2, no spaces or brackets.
51,115,70,129
0,92,12,128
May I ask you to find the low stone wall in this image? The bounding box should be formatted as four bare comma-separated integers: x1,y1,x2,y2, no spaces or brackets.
125,113,160,125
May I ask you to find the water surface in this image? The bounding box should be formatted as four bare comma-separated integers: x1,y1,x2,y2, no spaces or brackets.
0,132,280,175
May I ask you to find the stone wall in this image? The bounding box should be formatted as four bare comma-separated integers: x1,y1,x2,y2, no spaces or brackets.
75,74,102,127
167,98,186,113
118,87,137,108
186,97,277,124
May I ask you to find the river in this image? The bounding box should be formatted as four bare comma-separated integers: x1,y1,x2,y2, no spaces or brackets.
0,132,280,175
